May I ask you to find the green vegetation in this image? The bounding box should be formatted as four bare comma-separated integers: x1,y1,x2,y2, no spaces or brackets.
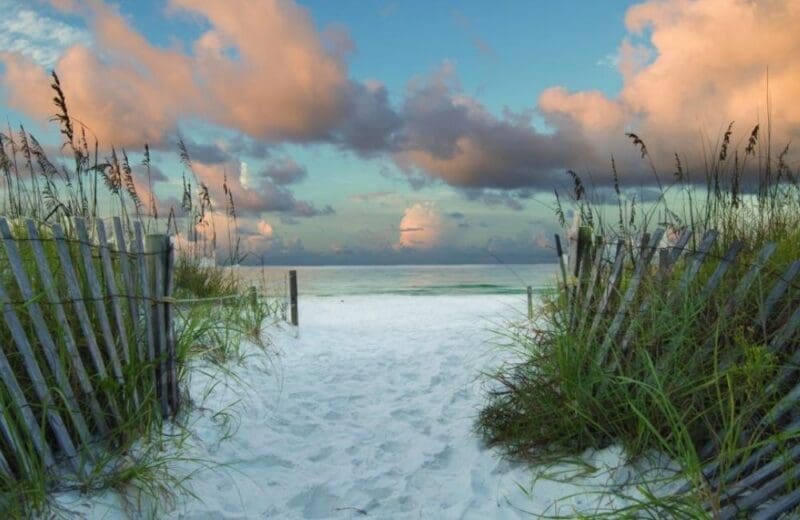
0,72,279,517
480,126,800,516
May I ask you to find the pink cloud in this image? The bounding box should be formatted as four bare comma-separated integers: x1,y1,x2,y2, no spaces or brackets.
1,0,348,147
257,219,274,237
395,202,442,250
540,0,800,167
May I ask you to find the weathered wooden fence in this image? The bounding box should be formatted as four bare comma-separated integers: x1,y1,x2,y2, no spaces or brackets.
0,216,177,480
558,227,800,519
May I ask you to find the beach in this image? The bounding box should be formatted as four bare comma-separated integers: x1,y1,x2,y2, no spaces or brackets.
52,265,660,518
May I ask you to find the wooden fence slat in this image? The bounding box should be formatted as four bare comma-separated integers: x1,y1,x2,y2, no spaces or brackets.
568,228,593,330
130,223,158,416
576,236,606,333
757,259,800,327
0,218,92,448
24,220,109,435
678,229,718,290
586,240,626,344
96,220,140,410
725,243,777,314
697,247,782,461
666,228,693,264
632,232,651,268
146,234,169,417
721,443,800,503
567,229,580,281
700,268,800,456
0,280,78,466
73,218,124,384
96,220,131,365
711,416,800,490
132,223,155,368
0,411,21,475
0,349,55,468
0,439,11,477
165,238,178,414
718,463,800,519
50,222,122,424
759,369,800,432
112,217,139,334
624,229,716,362
657,248,669,279
751,487,800,520
698,241,743,300
597,229,664,365
554,234,569,299
611,235,713,354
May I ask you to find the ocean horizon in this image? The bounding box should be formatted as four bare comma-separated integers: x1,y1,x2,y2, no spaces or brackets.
236,263,560,297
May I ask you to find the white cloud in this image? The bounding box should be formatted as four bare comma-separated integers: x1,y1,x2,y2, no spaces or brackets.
0,1,89,68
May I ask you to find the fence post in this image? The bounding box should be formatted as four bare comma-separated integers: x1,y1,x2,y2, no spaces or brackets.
249,286,258,311
146,234,170,417
289,270,298,326
554,234,569,295
165,237,178,415
526,286,533,319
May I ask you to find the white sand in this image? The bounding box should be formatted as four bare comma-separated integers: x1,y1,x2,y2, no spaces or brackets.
54,294,672,518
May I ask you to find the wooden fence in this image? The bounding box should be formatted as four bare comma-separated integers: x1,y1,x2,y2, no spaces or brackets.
0,216,177,480
559,227,800,519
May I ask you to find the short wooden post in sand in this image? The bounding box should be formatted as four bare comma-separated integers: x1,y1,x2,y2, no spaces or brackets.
526,286,533,319
289,270,299,326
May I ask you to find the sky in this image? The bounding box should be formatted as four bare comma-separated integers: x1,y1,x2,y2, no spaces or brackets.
0,0,798,264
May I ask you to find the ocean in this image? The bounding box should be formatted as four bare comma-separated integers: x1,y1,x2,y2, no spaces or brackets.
235,263,559,297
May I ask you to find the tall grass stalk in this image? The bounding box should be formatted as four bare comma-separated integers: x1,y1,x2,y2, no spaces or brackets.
480,127,800,516
0,72,276,516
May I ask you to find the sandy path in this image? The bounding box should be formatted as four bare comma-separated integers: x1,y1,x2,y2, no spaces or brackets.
57,294,636,518
175,295,536,519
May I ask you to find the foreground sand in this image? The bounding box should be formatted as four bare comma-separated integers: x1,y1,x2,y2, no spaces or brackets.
56,294,657,518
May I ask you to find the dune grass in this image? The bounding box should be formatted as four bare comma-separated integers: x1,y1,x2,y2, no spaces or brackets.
0,72,279,517
479,126,800,516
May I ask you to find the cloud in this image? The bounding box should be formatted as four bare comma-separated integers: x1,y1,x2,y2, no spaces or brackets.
333,80,401,155
190,159,331,217
256,219,274,237
1,0,348,146
0,3,588,198
348,191,402,205
0,1,89,68
394,64,594,190
538,0,800,178
395,202,442,250
178,136,231,165
260,157,307,185
4,0,797,202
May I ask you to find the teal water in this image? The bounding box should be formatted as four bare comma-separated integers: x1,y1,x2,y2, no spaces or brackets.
239,264,559,297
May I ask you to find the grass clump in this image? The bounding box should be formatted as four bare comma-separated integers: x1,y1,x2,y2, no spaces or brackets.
174,257,240,299
479,126,800,516
0,72,278,517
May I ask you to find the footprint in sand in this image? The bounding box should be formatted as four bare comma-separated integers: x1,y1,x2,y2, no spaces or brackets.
323,410,343,421
287,484,340,519
290,422,320,436
422,445,454,470
308,447,333,462
252,453,295,469
390,408,422,422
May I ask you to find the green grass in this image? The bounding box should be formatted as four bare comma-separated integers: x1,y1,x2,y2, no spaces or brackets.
0,73,278,517
479,127,800,517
